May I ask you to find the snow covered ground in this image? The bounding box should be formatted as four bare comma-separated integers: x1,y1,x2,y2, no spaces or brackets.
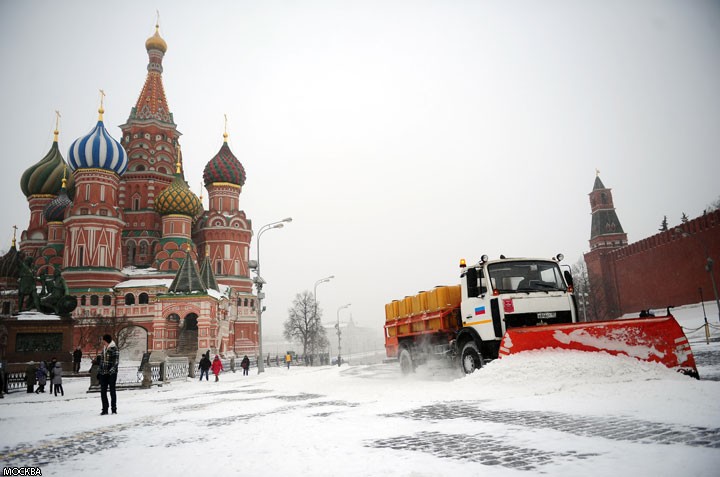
2,303,719,476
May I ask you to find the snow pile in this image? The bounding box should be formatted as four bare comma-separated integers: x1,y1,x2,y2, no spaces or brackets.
455,349,689,397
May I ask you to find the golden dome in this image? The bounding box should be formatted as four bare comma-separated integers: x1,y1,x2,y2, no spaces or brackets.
145,25,167,53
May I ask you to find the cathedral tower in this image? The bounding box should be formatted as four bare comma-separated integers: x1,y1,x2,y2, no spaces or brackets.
19,116,75,259
195,128,253,294
63,98,128,289
119,22,180,267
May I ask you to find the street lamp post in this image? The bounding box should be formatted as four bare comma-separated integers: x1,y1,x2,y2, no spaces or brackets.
253,217,292,374
336,303,351,366
313,275,334,362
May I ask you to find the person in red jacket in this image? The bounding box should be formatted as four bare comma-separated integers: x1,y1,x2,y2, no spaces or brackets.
211,355,223,382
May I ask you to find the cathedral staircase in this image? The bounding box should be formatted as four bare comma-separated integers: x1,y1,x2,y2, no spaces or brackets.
171,330,198,360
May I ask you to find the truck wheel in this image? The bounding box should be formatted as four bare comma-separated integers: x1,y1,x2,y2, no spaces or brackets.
460,341,483,374
399,346,414,375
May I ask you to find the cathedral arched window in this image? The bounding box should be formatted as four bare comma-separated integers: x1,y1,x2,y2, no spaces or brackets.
140,242,148,255
90,295,99,306
80,295,86,306
102,295,112,306
125,293,135,305
139,293,149,304
601,193,607,204
216,261,222,275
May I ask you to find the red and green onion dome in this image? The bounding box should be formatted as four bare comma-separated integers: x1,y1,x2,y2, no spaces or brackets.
203,136,246,186
20,136,75,198
155,168,203,218
43,179,72,222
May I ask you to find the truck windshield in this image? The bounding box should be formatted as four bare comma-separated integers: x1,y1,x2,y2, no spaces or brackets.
487,261,566,293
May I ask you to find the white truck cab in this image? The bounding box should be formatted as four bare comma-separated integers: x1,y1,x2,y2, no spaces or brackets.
456,255,577,372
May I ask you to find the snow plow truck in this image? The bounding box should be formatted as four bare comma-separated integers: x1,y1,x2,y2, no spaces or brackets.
384,254,698,378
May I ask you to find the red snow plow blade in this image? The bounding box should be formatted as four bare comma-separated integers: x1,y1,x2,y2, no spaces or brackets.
499,315,699,379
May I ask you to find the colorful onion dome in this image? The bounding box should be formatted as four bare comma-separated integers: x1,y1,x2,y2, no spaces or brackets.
155,157,202,217
20,128,76,198
145,24,167,53
43,176,73,222
68,107,128,175
203,132,246,186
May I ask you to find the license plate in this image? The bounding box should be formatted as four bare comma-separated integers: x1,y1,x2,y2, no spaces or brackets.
537,312,556,319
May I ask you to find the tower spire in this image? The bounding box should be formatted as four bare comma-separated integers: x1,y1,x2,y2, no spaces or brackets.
54,110,61,142
12,225,17,248
223,114,229,143
98,89,106,121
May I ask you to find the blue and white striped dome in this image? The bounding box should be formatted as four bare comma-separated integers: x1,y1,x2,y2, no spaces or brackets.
68,118,128,175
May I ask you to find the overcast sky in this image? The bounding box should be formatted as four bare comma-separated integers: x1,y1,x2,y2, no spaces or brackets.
1,0,719,336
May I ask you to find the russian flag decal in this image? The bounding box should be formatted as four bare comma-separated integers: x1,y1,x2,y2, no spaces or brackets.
474,306,486,315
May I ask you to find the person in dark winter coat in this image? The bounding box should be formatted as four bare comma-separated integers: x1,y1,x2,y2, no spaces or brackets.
52,362,64,396
48,357,57,394
25,362,37,393
198,354,211,381
211,355,223,382
73,347,82,373
241,355,250,376
98,334,119,415
35,362,48,393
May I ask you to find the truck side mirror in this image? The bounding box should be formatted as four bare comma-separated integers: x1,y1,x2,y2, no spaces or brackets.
563,270,574,288
466,267,480,298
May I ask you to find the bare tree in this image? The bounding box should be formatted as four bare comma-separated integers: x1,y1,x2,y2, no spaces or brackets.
74,311,133,357
571,258,602,322
283,291,328,365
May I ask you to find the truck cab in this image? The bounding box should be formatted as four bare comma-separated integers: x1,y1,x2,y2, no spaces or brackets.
456,255,577,372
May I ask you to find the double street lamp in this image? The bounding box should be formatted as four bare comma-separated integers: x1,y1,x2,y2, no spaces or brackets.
252,217,292,374
336,303,351,366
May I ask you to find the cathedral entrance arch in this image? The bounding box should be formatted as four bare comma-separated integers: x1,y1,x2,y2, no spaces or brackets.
177,313,199,356
120,325,148,362
183,313,198,331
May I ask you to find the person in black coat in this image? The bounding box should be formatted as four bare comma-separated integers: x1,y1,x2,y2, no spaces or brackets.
199,354,211,381
241,355,250,376
73,347,82,373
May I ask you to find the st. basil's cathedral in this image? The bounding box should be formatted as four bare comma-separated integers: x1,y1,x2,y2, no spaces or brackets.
0,25,258,361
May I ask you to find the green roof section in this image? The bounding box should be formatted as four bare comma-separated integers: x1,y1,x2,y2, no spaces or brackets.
199,254,219,291
168,252,207,294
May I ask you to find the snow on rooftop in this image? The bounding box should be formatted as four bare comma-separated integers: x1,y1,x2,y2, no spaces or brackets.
15,311,61,320
115,278,173,289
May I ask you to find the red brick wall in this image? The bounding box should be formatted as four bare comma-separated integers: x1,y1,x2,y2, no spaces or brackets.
591,210,720,316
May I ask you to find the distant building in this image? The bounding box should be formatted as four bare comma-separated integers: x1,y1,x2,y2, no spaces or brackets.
584,173,720,320
0,24,258,363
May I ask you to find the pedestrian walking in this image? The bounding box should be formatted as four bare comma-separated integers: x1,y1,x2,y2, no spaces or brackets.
35,362,48,393
98,334,119,415
25,361,37,393
199,353,211,381
73,347,82,373
241,355,250,376
52,362,64,396
211,355,223,382
285,352,292,370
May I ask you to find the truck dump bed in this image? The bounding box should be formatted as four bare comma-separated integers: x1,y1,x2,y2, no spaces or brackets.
384,285,462,357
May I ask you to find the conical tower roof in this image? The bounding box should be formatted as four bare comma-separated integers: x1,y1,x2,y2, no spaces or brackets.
199,252,219,291
128,23,173,125
168,251,207,294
